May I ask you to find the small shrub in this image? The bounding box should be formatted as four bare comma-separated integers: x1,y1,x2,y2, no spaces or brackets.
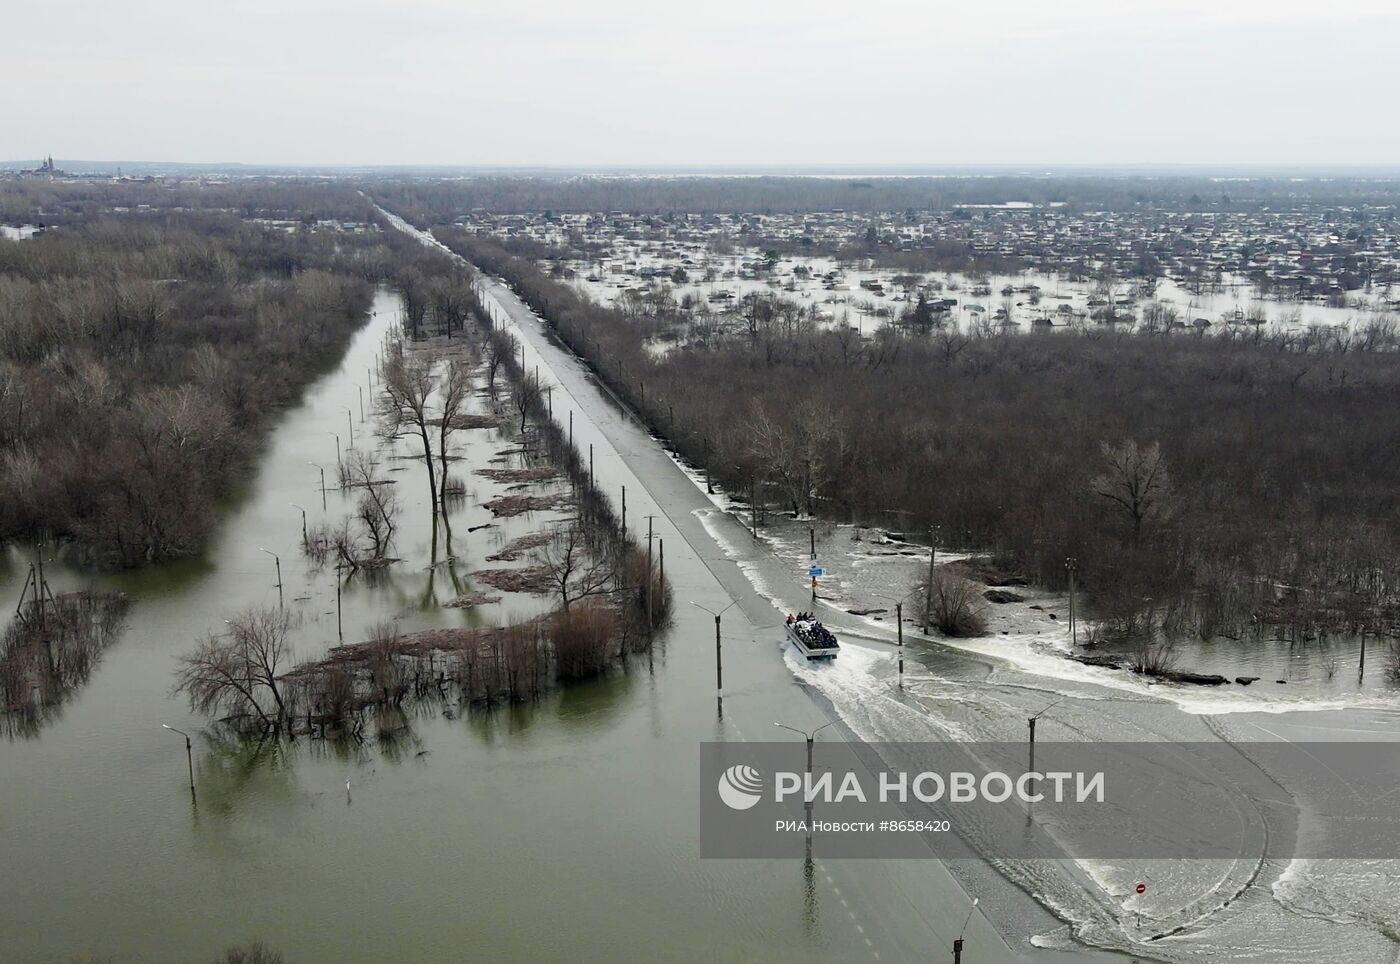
550,602,618,680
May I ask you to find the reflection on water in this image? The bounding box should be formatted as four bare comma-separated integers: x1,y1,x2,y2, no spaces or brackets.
1,590,129,739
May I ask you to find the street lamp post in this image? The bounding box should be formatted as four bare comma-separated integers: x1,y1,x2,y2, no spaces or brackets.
329,431,342,469
953,897,979,963
161,723,195,796
1028,697,1065,777
259,547,283,609
691,599,738,714
291,504,307,547
773,721,837,779
309,462,327,510
775,720,834,864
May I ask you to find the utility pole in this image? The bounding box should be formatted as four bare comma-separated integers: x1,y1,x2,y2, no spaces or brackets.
358,387,365,423
34,548,51,632
335,577,343,641
896,601,904,685
1065,557,1078,647
621,485,627,538
645,516,656,630
568,410,573,450
589,444,594,487
13,563,33,626
35,547,49,632
749,477,757,538
925,526,939,635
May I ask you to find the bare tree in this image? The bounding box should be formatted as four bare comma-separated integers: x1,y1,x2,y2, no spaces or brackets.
512,373,543,434
914,570,988,637
342,449,396,546
436,357,473,545
533,522,615,611
430,275,475,338
1092,440,1174,545
484,329,515,393
356,489,398,559
747,398,842,516
175,607,293,733
398,268,430,339
381,356,439,519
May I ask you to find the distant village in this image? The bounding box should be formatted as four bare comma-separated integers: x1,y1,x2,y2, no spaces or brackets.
456,204,1400,329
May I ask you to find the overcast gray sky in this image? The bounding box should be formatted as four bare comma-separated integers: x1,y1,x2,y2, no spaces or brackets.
6,0,1398,167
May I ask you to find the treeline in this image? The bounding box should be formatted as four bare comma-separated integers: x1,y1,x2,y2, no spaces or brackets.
0,183,460,566
0,178,377,226
433,228,1400,645
371,175,1400,220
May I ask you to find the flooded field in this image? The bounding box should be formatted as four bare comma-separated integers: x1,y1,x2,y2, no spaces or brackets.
566,249,1390,335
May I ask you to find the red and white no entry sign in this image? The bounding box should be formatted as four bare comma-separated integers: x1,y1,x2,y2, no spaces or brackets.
1135,883,1147,895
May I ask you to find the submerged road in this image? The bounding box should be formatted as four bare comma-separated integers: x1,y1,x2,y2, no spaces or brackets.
377,208,1031,962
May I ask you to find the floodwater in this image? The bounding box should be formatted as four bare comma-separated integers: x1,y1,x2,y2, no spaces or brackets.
10,208,1395,960
681,488,1400,961
567,246,1391,335
0,282,1017,962
419,218,1400,962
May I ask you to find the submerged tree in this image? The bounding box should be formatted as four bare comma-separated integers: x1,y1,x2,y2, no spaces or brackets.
381,355,440,520
534,521,615,611
175,607,293,734
435,357,473,548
